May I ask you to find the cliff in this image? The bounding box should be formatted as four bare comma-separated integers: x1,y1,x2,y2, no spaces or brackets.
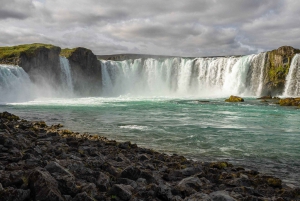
264,46,300,95
61,47,102,96
0,44,103,96
0,43,62,84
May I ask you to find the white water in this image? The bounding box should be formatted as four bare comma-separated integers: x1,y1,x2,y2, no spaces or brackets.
283,54,300,97
59,56,73,94
101,53,267,98
0,64,34,102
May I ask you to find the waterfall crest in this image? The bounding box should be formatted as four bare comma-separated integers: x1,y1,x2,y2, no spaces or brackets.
100,53,268,97
283,54,300,97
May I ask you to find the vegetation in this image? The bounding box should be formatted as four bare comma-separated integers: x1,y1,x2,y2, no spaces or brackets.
60,48,77,58
0,43,57,64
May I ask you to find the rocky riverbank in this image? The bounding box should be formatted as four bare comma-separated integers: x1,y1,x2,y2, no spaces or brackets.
0,112,299,201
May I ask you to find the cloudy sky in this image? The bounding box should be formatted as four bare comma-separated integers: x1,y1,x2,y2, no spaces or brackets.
0,0,300,57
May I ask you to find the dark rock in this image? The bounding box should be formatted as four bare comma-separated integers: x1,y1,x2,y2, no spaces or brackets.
55,174,78,196
156,183,173,201
184,193,212,201
110,184,133,201
80,183,98,198
28,167,64,201
45,161,73,176
0,187,30,201
121,166,141,180
116,178,138,189
209,191,237,201
64,47,102,96
177,176,203,196
119,141,132,149
96,172,111,191
72,192,95,201
172,195,184,201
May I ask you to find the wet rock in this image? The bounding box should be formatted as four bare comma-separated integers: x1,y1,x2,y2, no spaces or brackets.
209,191,237,201
279,97,300,106
28,167,64,201
119,141,132,149
110,184,133,201
225,95,244,102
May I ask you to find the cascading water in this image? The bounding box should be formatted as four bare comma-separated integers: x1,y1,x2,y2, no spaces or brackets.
0,64,33,102
59,56,73,94
283,54,300,97
100,53,268,97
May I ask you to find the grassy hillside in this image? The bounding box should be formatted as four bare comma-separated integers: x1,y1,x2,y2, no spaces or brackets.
0,43,57,64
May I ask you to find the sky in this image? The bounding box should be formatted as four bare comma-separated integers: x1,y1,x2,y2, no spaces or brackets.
0,0,300,57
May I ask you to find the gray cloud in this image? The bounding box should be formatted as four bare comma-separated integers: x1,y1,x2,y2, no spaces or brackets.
0,0,299,57
0,0,34,20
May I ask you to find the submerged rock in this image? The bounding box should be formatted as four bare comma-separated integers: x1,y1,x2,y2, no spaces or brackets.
225,95,244,102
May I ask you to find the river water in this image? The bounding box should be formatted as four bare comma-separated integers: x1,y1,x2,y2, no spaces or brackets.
1,96,299,186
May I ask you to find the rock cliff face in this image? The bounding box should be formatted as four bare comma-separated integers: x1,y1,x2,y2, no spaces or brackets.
62,47,102,96
0,44,62,85
264,46,300,95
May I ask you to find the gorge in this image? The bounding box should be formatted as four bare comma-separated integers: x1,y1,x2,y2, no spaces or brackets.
0,44,300,101
1,44,300,189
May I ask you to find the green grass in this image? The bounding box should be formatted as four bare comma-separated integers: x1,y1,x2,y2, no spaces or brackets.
60,48,77,58
0,43,57,61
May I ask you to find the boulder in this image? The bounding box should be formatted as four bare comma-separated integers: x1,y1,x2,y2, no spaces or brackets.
0,187,30,201
110,184,133,201
225,96,244,102
279,97,300,106
177,176,203,196
184,193,212,201
28,167,64,201
121,166,142,180
209,191,237,201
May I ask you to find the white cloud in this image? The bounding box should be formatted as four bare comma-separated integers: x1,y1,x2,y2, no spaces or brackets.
0,0,299,56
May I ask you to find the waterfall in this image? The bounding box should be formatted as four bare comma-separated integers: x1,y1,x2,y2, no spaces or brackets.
0,64,33,102
59,56,73,94
100,53,268,98
283,54,300,97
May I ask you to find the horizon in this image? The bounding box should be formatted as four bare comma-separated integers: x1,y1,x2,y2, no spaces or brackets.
1,1,300,57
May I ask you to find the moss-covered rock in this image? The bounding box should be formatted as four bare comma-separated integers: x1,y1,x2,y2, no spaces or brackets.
225,95,244,102
0,43,59,65
264,46,300,95
0,111,20,121
279,97,300,106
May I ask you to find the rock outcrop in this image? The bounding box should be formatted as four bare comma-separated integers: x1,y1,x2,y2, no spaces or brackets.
61,47,102,96
225,95,244,102
0,43,62,85
264,46,300,95
278,97,300,106
1,111,299,200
